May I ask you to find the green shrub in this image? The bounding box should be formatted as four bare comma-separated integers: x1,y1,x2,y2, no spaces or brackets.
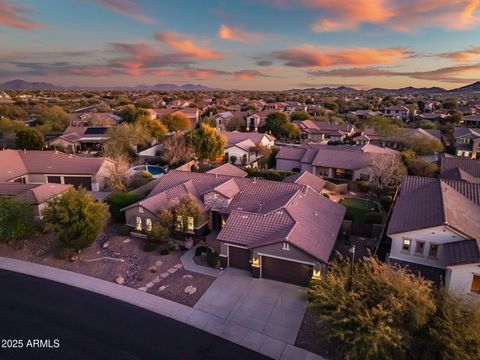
365,212,383,224
144,241,157,252
160,248,170,256
195,245,210,256
357,181,371,193
380,195,393,210
206,251,219,268
0,197,35,242
106,192,144,222
54,246,70,260
344,210,355,222
147,223,170,244
118,224,131,236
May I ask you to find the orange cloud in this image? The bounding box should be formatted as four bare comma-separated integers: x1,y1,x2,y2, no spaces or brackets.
273,46,412,67
218,24,263,43
233,70,269,80
152,67,229,79
438,47,480,62
93,0,155,24
155,31,222,59
276,0,480,32
0,0,44,30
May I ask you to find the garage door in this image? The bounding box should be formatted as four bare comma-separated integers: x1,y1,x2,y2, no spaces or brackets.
228,246,251,270
63,176,92,190
262,256,313,286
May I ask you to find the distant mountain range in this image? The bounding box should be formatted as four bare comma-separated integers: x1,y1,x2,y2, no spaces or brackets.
0,79,219,92
1,79,480,94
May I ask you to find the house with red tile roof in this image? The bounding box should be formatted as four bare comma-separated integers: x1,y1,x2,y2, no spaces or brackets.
121,169,345,286
0,149,115,191
440,155,480,184
223,131,275,167
386,176,480,295
293,120,356,144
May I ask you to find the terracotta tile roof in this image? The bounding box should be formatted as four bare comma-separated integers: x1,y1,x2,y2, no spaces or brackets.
206,163,247,177
444,240,480,266
440,155,480,184
223,131,274,147
0,150,28,181
283,171,326,193
387,176,480,246
0,182,71,204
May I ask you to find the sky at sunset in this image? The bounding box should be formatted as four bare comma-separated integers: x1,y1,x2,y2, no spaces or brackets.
1,0,480,90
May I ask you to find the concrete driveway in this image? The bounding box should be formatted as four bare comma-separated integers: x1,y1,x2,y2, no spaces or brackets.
194,268,307,347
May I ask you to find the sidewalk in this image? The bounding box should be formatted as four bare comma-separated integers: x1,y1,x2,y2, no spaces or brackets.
180,245,223,277
0,257,325,360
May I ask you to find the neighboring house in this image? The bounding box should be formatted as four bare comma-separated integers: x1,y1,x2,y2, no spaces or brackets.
223,131,275,167
384,105,412,121
121,170,345,286
0,182,72,218
276,143,398,181
294,121,356,144
206,163,248,178
440,155,480,183
150,107,200,128
463,114,480,128
48,126,111,152
349,110,382,119
453,127,480,159
214,111,234,131
386,176,480,296
283,171,327,193
0,149,115,191
414,112,446,122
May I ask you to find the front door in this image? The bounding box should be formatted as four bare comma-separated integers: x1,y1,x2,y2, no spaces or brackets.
211,211,222,231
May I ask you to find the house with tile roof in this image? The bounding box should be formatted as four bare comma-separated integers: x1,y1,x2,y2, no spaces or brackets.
223,131,275,167
386,176,480,295
121,170,345,286
0,182,72,217
0,149,115,191
293,120,356,144
276,143,398,181
440,155,480,184
384,105,412,121
453,127,480,159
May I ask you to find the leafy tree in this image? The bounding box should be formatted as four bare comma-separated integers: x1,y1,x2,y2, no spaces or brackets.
160,133,194,165
291,110,310,121
264,112,300,138
0,197,35,242
36,106,70,133
172,195,201,233
444,113,463,125
442,98,458,110
403,136,443,155
15,127,44,150
225,116,245,131
186,123,226,161
103,122,152,160
0,104,28,120
105,192,144,222
323,101,337,112
369,155,406,191
361,115,401,137
161,112,191,132
42,188,109,250
139,117,167,139
119,105,149,123
135,99,154,109
308,257,436,360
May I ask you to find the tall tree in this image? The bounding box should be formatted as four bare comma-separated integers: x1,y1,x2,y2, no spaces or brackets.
42,188,109,250
15,127,45,150
186,123,226,161
161,112,192,132
36,106,70,133
265,112,299,138
0,197,35,242
103,122,152,160
160,133,194,165
119,105,149,123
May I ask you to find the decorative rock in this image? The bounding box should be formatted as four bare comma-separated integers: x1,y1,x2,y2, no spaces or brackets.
167,268,178,274
115,276,124,285
102,241,109,249
123,238,131,243
148,266,157,273
158,285,167,292
155,260,163,267
152,276,160,283
138,287,147,292
184,286,197,295
160,272,169,278
145,282,154,288
173,264,183,269
182,274,193,279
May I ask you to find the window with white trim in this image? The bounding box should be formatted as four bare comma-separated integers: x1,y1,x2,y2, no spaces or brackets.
415,241,425,256
402,238,411,253
135,217,142,231
187,216,194,232
428,243,439,259
146,218,153,232
282,242,290,251
139,206,144,213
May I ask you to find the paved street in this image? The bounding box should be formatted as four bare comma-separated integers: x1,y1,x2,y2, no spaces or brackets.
194,268,308,356
0,269,270,360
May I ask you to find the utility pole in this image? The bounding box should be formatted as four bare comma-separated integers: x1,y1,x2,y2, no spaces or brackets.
347,245,355,291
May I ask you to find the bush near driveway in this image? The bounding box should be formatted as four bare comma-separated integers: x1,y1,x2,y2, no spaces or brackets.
42,188,109,250
106,192,144,222
0,197,35,242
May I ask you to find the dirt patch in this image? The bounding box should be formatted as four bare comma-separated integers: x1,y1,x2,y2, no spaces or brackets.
295,307,343,360
0,224,215,307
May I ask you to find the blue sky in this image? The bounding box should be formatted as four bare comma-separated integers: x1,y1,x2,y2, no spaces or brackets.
1,0,479,89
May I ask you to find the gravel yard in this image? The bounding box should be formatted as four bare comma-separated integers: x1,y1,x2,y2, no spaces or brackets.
0,224,215,307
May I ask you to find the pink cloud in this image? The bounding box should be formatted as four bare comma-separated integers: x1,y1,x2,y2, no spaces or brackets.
93,0,155,24
155,31,223,59
218,24,263,43
152,67,230,79
0,0,44,30
438,47,480,62
273,46,412,67
233,70,270,80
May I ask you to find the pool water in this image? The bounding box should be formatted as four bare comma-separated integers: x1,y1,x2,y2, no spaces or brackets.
146,165,164,175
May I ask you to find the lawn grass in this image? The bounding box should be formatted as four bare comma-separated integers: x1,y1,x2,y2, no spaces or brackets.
339,197,379,224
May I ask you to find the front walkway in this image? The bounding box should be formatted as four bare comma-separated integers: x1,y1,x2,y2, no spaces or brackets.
193,268,312,358
180,245,223,277
0,257,324,360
